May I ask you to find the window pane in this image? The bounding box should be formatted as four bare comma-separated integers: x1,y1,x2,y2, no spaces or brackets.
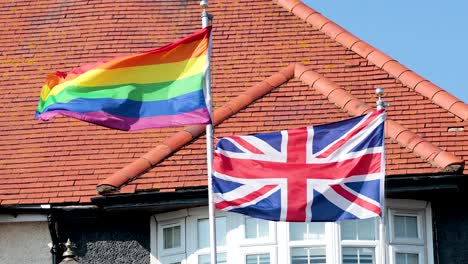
394,215,418,239
342,247,375,264
396,253,419,264
341,218,375,240
163,225,181,249
198,217,227,248
291,247,326,264
245,217,269,239
290,222,325,241
246,253,270,264
198,253,227,264
198,219,209,249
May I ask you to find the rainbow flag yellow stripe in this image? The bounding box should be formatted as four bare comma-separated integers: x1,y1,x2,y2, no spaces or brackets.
35,26,212,131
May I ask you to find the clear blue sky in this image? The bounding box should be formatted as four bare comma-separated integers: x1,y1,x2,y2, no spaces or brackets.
303,0,468,103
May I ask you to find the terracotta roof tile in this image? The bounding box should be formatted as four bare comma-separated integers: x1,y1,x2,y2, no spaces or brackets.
97,64,464,193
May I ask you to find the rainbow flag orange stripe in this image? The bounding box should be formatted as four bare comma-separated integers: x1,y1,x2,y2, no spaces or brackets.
35,26,212,131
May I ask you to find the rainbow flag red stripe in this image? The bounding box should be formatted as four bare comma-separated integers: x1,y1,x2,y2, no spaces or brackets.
35,26,212,131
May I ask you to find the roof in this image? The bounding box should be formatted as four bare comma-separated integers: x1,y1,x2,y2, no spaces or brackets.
0,0,466,205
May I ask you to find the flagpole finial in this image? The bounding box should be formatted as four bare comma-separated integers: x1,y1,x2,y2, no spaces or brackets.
200,0,208,8
375,88,389,110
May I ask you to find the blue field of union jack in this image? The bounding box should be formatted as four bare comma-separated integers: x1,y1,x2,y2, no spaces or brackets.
212,110,385,222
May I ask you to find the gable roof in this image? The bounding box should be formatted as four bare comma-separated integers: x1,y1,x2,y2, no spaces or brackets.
0,0,466,205
97,63,464,194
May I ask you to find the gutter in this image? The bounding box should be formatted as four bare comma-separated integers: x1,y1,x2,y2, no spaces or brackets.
91,188,208,212
386,173,467,198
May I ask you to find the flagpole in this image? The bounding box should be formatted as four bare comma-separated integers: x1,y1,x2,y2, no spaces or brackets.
201,1,217,263
376,88,388,264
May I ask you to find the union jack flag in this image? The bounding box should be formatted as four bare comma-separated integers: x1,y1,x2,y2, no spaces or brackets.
212,110,385,222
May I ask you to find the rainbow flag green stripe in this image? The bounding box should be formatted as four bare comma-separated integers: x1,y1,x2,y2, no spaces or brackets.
35,26,212,131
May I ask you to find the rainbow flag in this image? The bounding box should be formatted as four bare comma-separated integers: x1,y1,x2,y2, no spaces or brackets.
35,26,212,131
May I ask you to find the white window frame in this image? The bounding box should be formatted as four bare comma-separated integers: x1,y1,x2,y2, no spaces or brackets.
386,199,434,264
241,245,277,264
186,207,228,264
338,217,381,264
157,253,186,264
155,209,188,260
388,209,425,245
240,216,277,246
150,199,434,264
389,245,425,264
285,222,329,264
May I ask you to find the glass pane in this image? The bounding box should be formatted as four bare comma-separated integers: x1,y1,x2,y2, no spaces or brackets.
246,253,270,264
394,215,418,239
291,247,326,264
199,253,227,264
341,218,375,240
290,222,325,241
245,217,269,239
395,253,419,264
342,247,375,264
198,217,227,248
198,219,209,248
163,225,181,249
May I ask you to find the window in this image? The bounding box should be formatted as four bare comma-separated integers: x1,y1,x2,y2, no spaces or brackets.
396,253,419,264
198,253,227,264
342,247,375,264
341,218,376,240
290,247,326,264
157,218,185,257
163,225,181,249
198,217,227,247
245,217,269,239
387,200,432,264
151,199,433,264
246,253,270,264
290,222,325,241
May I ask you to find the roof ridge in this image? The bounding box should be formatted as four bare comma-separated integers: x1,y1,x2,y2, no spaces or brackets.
96,64,296,194
97,63,464,194
275,0,468,121
294,63,464,173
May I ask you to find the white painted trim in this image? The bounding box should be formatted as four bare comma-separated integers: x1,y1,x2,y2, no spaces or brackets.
0,213,47,223
276,222,288,264
425,203,435,264
389,245,425,264
329,222,340,264
150,216,159,264
388,209,425,245
155,209,188,222
158,253,186,264
239,245,277,264
157,218,186,257
239,216,276,246
149,200,434,264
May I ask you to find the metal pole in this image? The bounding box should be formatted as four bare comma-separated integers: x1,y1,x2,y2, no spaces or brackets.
376,87,388,264
201,1,217,263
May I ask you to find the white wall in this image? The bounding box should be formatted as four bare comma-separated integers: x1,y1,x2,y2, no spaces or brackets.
0,215,51,264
